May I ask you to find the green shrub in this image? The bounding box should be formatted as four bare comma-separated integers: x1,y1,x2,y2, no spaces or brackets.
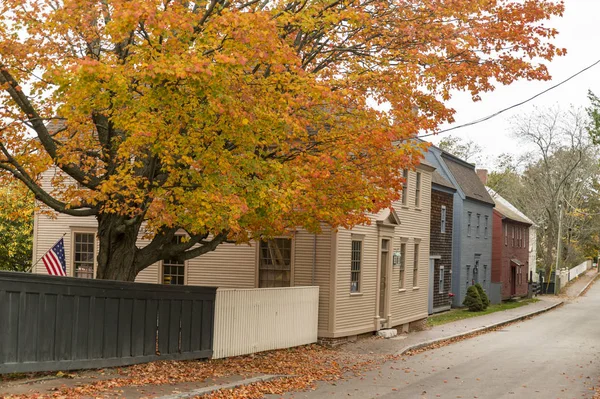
463,285,484,311
474,283,490,309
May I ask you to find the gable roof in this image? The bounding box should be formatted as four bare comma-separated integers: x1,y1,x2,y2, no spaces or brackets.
441,153,494,205
486,187,533,225
431,170,456,191
376,207,401,226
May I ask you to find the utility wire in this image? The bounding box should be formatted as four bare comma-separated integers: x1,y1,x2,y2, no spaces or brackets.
418,57,600,139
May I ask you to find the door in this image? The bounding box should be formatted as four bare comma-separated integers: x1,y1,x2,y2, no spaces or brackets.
379,239,390,320
428,258,435,314
511,266,517,296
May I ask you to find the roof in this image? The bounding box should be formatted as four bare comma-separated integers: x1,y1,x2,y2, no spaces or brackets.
486,187,534,225
431,170,456,190
441,154,495,205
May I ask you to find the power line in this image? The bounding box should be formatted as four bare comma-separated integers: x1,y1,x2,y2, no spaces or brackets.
418,57,600,139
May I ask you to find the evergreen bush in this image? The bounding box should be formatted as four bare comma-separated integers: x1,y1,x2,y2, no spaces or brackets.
474,283,490,309
463,285,484,311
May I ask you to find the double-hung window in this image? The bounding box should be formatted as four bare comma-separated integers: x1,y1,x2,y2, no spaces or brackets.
74,232,95,279
439,266,445,294
163,235,186,285
259,238,292,287
415,172,422,207
476,214,481,237
467,212,472,236
504,224,508,246
402,169,409,206
350,240,362,293
484,215,489,238
441,206,447,233
413,243,419,287
399,243,407,289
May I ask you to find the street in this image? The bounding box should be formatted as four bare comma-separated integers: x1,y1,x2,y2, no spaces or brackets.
273,284,600,399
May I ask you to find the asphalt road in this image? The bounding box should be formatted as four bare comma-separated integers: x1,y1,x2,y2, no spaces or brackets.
276,283,600,399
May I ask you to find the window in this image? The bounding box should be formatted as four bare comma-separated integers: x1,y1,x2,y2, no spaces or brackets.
415,172,422,207
439,266,445,294
465,265,471,288
259,238,292,287
74,232,95,279
413,243,419,287
399,243,406,289
484,216,489,238
483,264,488,287
467,212,472,236
441,205,447,233
350,240,362,293
476,214,481,237
473,256,480,285
504,224,508,246
163,235,186,285
511,226,515,247
401,169,408,206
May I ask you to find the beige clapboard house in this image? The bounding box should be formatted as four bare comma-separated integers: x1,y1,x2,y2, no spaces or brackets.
33,163,433,340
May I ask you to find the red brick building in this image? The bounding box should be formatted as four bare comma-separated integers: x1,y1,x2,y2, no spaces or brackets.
487,187,533,300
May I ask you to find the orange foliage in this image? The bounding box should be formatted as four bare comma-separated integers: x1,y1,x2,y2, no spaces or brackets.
0,0,564,276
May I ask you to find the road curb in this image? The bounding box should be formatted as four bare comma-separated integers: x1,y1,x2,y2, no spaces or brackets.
397,301,564,356
154,374,286,399
575,272,599,298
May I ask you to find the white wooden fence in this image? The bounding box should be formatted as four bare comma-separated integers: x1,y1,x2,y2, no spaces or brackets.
569,260,592,281
212,286,319,359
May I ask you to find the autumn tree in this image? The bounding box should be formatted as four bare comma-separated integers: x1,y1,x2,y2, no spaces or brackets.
0,0,565,280
0,183,34,272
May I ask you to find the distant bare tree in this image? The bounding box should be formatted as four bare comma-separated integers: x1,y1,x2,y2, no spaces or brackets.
489,107,600,276
437,135,484,165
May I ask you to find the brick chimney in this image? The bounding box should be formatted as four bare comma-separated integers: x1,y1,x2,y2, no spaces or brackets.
476,169,488,185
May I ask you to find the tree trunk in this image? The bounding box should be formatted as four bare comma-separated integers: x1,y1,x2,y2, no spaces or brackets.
95,213,140,281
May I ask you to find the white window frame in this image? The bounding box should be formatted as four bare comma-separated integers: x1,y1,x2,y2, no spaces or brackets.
413,243,419,288
439,266,445,294
161,234,188,285
484,215,489,238
476,214,481,237
399,243,407,289
415,172,422,207
441,205,447,233
70,228,97,279
350,237,363,293
401,169,409,206
467,212,472,237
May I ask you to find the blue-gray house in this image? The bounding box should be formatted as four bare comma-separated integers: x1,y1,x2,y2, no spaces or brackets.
424,146,495,307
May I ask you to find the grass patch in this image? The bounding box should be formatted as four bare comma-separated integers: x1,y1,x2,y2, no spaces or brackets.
427,298,540,327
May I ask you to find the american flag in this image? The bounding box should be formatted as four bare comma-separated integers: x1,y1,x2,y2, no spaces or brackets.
42,238,67,276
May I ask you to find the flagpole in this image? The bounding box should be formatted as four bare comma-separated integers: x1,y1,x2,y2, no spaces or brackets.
27,233,67,273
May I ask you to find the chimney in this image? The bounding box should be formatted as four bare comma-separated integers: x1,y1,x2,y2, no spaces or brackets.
476,169,488,185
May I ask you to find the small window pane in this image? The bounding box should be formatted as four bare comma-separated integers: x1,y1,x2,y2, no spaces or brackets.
74,233,95,279
259,238,292,288
163,235,186,285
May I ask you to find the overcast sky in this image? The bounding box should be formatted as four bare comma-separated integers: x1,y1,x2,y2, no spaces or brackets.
428,0,600,170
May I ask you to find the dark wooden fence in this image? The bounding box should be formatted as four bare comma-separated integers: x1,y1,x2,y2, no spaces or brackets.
0,271,216,374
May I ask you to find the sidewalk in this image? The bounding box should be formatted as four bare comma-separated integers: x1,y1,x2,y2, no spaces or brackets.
340,296,562,356
560,267,598,298
341,268,598,357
